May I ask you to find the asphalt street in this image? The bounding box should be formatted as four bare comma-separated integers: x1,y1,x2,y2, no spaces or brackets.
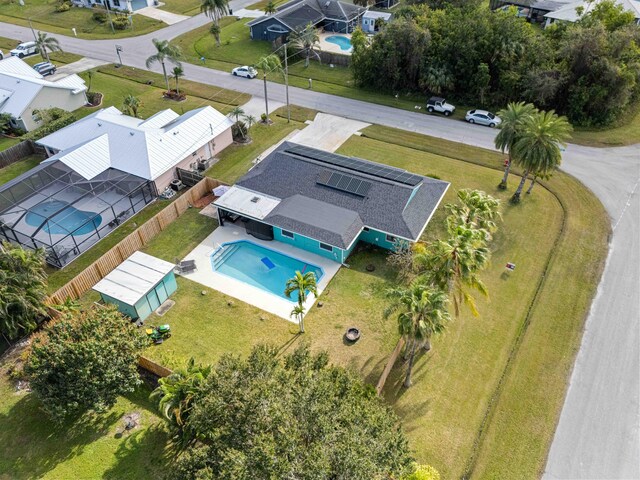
2,17,640,478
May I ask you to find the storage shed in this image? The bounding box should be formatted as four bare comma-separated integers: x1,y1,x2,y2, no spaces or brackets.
93,251,177,321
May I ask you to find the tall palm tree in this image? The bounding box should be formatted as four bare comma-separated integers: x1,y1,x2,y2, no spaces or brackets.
35,31,62,63
264,0,276,14
494,102,537,190
446,189,501,240
289,23,321,68
385,282,450,388
229,106,245,123
510,110,572,203
201,0,230,46
145,39,182,92
254,54,282,124
284,271,318,333
209,22,222,47
243,114,257,129
415,226,490,318
122,94,140,118
421,65,453,96
150,358,211,438
171,66,184,95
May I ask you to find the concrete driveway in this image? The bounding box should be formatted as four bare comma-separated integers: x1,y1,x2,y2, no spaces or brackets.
49,57,108,80
289,113,369,152
136,7,190,25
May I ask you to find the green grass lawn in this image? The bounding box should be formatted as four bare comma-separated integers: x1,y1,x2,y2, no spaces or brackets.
0,365,171,480
0,154,43,185
158,0,202,15
571,101,640,147
0,135,20,152
0,0,165,40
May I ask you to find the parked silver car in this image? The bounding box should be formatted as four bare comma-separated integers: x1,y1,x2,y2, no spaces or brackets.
465,109,502,127
33,62,57,76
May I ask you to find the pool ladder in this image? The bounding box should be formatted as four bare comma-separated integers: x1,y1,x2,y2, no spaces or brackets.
211,243,240,270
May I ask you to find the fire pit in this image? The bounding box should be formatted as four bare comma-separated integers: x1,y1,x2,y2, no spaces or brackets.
345,327,361,342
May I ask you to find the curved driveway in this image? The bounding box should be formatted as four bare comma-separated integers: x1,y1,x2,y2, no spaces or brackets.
2,18,640,478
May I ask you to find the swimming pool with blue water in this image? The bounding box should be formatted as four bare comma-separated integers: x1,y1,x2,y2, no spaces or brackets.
211,240,323,302
25,200,103,236
325,35,352,51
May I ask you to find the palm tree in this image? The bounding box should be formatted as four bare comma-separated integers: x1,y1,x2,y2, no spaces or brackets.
35,31,62,63
264,0,276,14
446,189,501,240
289,23,320,68
284,271,318,333
201,0,230,46
415,226,490,317
0,242,47,340
421,65,453,96
254,54,282,123
385,282,450,388
86,69,95,93
510,110,572,203
145,39,182,92
229,106,245,123
243,114,257,129
171,66,184,95
209,22,222,47
150,358,211,438
122,94,140,118
494,102,537,190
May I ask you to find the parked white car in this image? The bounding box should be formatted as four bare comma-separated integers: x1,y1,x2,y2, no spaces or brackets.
232,66,257,79
465,109,502,127
426,96,456,116
11,42,38,58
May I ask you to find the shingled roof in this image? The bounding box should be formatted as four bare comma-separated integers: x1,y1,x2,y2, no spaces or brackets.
248,0,364,30
220,142,449,249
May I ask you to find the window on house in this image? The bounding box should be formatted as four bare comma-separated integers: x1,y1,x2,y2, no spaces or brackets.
386,234,397,243
281,230,294,239
113,0,120,6
319,242,333,252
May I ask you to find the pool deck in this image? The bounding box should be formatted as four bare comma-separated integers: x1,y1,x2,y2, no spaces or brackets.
178,224,342,322
318,32,352,55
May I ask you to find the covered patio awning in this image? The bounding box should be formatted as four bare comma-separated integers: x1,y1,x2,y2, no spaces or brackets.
213,185,281,220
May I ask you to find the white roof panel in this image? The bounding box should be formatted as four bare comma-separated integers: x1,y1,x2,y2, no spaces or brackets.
49,134,111,179
37,105,232,182
93,251,175,305
214,185,281,220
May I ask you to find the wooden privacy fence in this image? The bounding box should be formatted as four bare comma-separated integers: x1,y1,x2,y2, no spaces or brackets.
138,355,173,378
0,140,43,168
48,176,223,305
376,337,405,396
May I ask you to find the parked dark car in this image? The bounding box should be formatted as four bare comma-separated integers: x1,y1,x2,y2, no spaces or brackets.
33,62,57,76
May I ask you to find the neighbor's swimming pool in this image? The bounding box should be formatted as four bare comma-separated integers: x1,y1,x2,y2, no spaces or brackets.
211,240,323,302
325,35,352,51
25,200,103,236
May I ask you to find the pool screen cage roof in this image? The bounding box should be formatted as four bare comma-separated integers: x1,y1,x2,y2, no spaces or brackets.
0,160,157,268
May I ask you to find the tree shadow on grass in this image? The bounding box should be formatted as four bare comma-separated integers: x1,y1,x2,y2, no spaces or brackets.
0,393,120,479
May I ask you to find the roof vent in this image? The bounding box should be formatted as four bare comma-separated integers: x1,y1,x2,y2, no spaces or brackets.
129,132,134,136
97,122,102,127
250,196,260,203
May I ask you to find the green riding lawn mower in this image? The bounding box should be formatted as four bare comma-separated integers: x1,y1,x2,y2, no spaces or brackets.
146,324,171,344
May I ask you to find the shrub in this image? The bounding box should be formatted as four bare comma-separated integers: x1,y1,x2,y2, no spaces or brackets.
24,304,148,423
231,120,248,141
92,7,107,23
112,14,130,30
55,2,70,12
402,463,441,480
21,113,77,142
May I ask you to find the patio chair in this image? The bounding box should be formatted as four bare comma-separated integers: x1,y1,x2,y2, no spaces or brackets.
175,259,197,274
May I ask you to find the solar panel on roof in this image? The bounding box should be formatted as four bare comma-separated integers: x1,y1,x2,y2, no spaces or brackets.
286,144,422,186
316,171,372,197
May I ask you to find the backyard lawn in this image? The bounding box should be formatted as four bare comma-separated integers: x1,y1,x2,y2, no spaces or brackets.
158,0,202,15
0,0,165,40
0,154,43,185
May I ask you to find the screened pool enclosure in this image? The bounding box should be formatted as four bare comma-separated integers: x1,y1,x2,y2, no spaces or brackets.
0,160,157,267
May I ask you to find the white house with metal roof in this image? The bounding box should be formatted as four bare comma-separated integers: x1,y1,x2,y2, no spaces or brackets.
37,105,234,191
543,0,640,25
0,56,87,131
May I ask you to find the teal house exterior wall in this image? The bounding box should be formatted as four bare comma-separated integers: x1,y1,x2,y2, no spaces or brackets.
99,271,178,321
271,226,400,265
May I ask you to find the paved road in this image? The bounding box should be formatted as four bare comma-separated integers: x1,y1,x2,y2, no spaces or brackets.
2,19,640,478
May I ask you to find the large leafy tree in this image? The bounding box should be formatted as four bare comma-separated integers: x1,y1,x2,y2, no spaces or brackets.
289,23,320,68
0,243,47,340
201,0,230,46
284,270,317,333
35,31,61,63
24,305,148,423
254,53,282,123
172,344,414,479
150,357,211,439
385,283,450,387
510,110,572,203
145,39,182,92
494,102,537,189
